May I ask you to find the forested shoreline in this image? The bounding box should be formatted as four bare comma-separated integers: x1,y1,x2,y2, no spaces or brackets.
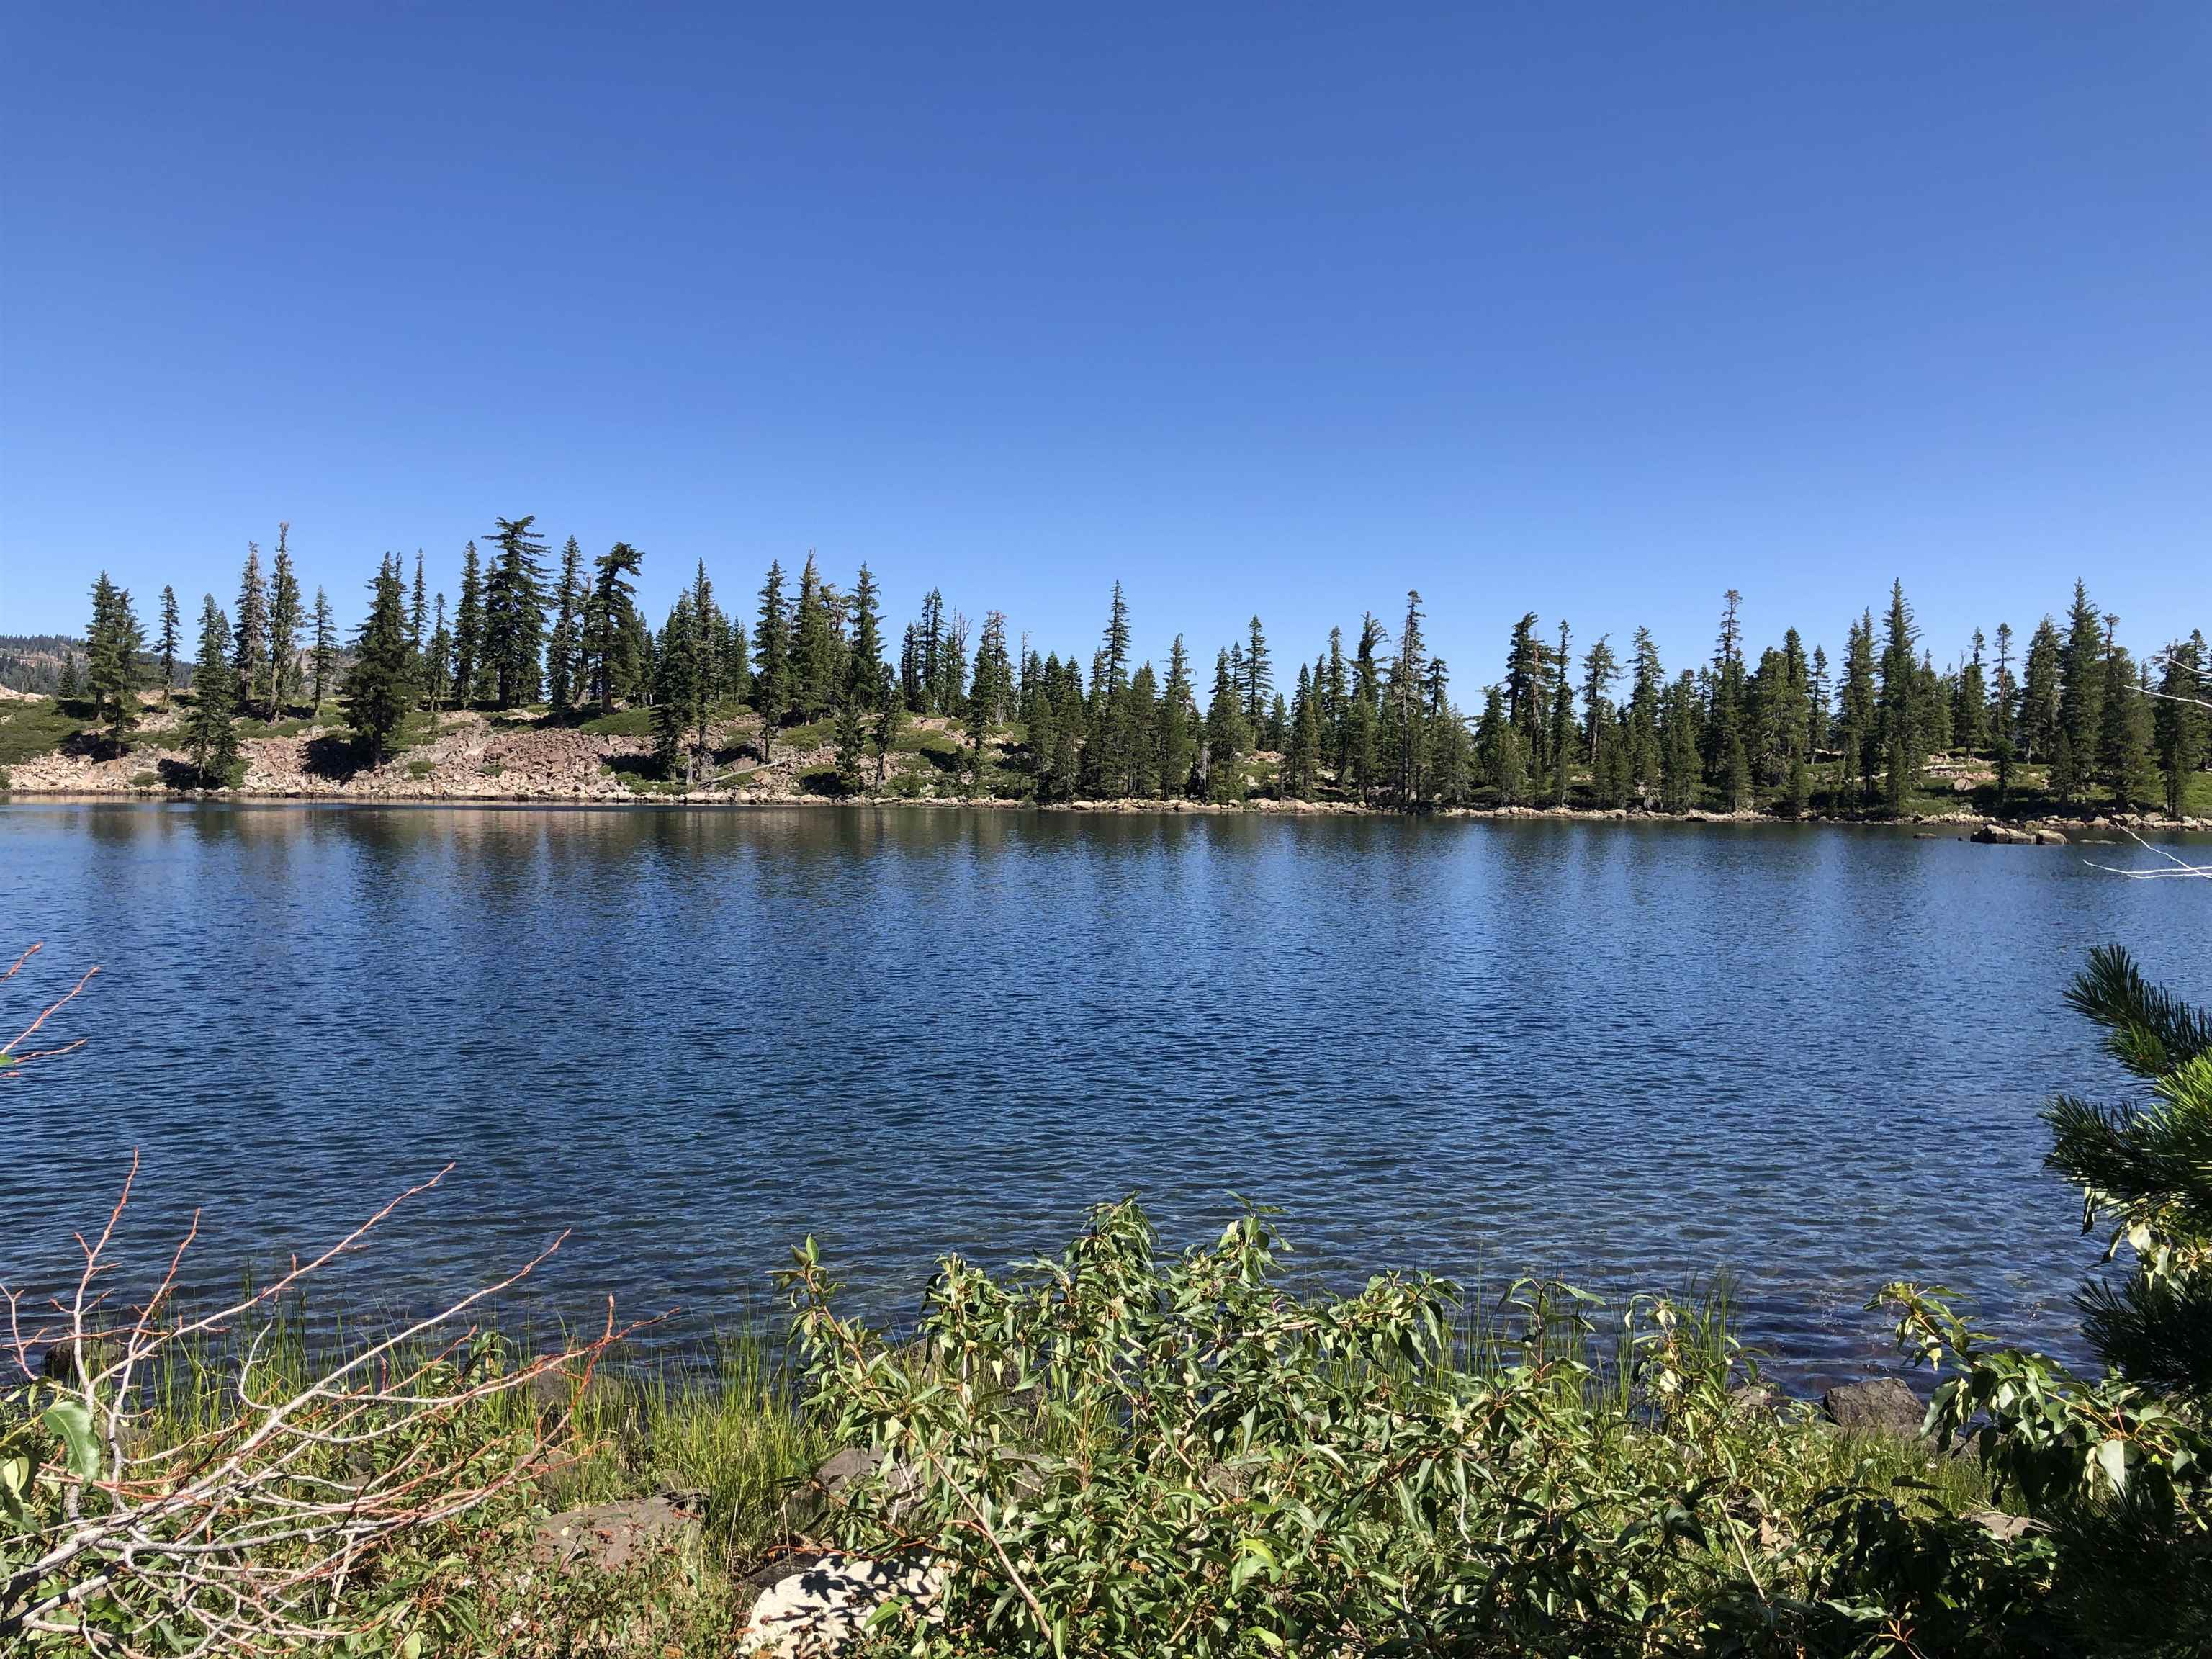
14,518,2208,819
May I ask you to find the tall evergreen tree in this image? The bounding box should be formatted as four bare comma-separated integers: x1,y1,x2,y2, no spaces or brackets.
545,536,585,710
410,550,428,659
451,541,485,709
1877,580,1920,814
156,585,181,701
310,586,338,710
186,596,238,786
652,598,704,785
2056,580,2104,804
233,543,269,718
2019,616,2063,761
793,553,833,719
344,556,415,763
1203,649,1246,803
84,572,145,747
848,564,885,711
1242,615,1273,732
753,559,792,754
2097,626,2157,811
1157,636,1196,798
585,541,642,714
265,524,301,719
2154,637,2206,821
481,515,549,707
1547,618,1575,807
424,593,451,713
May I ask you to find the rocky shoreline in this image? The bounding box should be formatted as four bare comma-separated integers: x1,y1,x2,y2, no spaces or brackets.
4,699,2203,835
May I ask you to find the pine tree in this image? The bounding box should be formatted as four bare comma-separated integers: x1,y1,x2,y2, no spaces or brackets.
1157,637,1195,797
410,550,428,660
156,585,181,701
265,524,301,718
2096,629,2157,811
1955,630,1989,757
1128,662,1161,797
1242,615,1272,732
1101,583,1132,697
834,696,867,795
1205,648,1246,803
1877,581,1920,814
233,543,269,718
1660,672,1701,812
1627,628,1663,804
482,515,549,707
310,586,338,711
545,537,585,711
2154,637,2205,820
452,542,485,709
343,556,415,763
425,594,451,713
848,565,885,711
186,596,238,786
871,673,902,788
585,541,642,714
1837,611,1876,807
1028,691,1058,799
1547,619,1575,807
753,560,791,756
652,598,702,785
2020,616,2063,761
2056,580,2104,804
84,573,145,747
793,553,832,719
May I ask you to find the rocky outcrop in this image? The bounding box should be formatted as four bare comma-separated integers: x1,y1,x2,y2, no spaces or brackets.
741,1553,945,1657
1821,1377,1926,1437
530,1490,705,1571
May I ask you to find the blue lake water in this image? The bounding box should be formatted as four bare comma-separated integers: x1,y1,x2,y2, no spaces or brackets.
4,802,2206,1389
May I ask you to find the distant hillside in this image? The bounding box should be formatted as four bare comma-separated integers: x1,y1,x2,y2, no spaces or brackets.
0,634,188,696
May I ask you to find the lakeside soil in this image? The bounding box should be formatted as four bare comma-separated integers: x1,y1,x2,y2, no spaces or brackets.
2,693,2203,834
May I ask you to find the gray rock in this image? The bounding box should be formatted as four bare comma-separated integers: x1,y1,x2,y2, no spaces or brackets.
531,1490,706,1572
742,1552,945,1656
1968,1508,2038,1542
1822,1377,1927,1437
1972,824,2033,845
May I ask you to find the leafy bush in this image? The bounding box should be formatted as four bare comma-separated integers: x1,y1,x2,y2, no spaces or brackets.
783,1201,2000,1658
1879,945,2212,1655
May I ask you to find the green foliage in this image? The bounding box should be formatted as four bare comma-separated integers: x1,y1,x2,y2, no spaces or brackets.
1878,946,2212,1655
783,1200,2005,1658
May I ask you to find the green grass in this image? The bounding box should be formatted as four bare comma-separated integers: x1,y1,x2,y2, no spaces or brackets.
580,706,654,737
0,696,87,765
406,758,436,778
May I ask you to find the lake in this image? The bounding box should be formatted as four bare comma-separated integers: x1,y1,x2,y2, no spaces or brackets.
4,802,2206,1390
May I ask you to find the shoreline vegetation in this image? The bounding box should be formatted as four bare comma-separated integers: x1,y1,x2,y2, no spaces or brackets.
3,524,2205,827
6,942,2212,1654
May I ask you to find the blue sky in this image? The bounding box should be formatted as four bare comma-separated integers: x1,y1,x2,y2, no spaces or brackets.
4,4,2206,684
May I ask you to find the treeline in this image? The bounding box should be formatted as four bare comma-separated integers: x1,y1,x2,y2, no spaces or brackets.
64,522,2212,817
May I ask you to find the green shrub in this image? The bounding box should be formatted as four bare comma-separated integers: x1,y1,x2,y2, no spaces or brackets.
783,1200,2002,1658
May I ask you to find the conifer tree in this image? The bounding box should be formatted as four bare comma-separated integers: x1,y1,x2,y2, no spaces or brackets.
1627,628,1663,804
1660,672,1701,812
1547,618,1575,807
1242,615,1272,731
1954,630,1989,757
410,550,428,659
84,573,145,747
1580,634,1619,770
156,585,181,701
424,594,450,713
186,596,238,786
545,537,585,710
793,553,832,719
233,543,269,717
1205,648,1246,803
310,586,338,711
58,653,81,699
1028,690,1058,799
1877,580,1920,814
482,515,549,707
451,541,485,709
2019,616,2062,760
834,696,867,795
753,559,791,755
1157,636,1195,797
848,565,885,711
265,524,301,718
871,669,901,787
585,541,642,714
2056,580,2104,803
1128,662,1161,797
1839,611,1877,806
2096,629,2157,811
343,556,415,763
651,598,703,784
2154,637,2205,820
1100,583,1132,697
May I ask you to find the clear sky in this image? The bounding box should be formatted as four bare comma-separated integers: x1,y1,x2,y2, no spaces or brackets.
4,4,2206,684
